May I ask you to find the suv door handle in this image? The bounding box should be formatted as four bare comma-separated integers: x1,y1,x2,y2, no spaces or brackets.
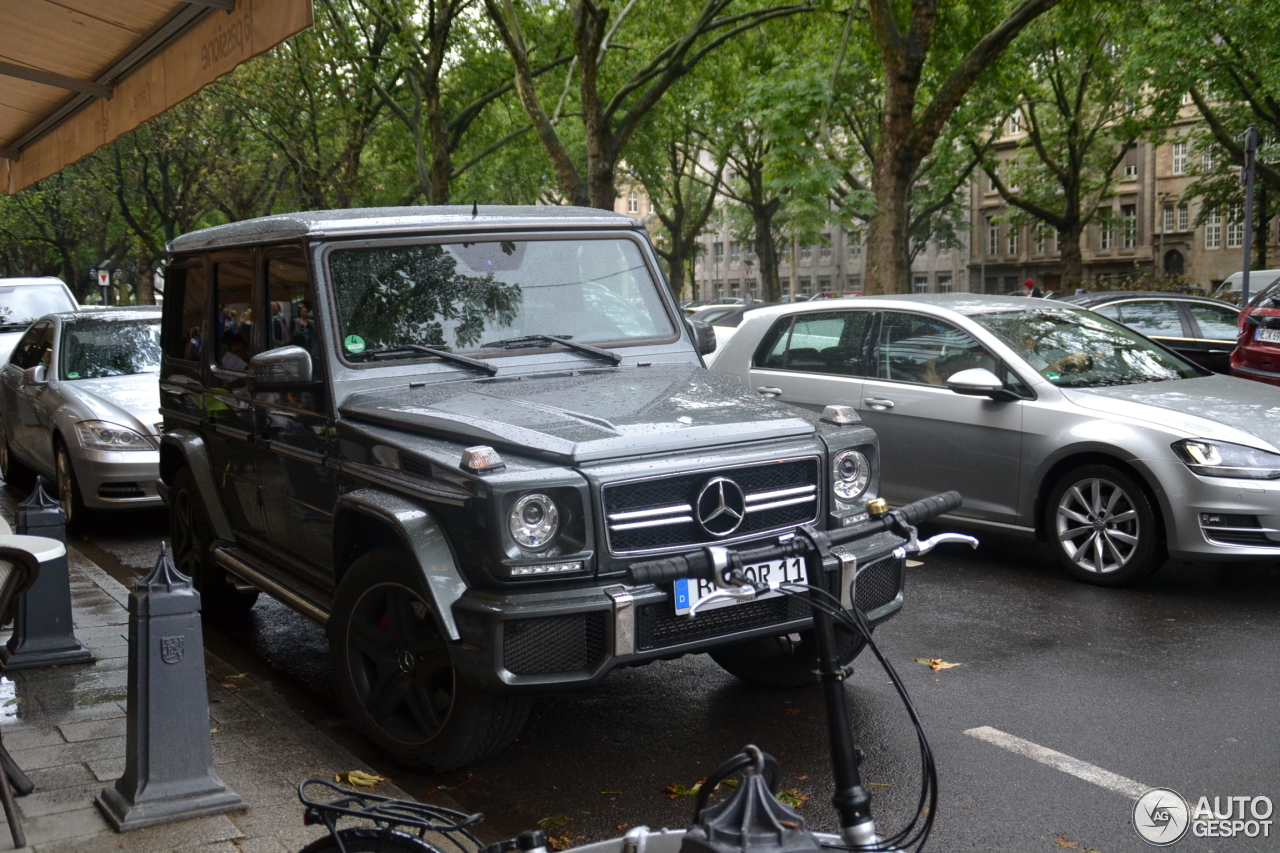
865,397,895,410
756,386,783,397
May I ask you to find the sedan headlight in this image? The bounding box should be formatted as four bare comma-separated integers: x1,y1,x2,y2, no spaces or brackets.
1172,439,1280,479
75,421,154,452
832,449,871,501
508,493,560,550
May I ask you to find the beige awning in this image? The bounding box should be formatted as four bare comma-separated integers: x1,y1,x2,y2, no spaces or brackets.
1,0,313,194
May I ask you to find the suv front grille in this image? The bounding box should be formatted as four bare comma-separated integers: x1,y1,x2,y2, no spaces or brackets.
502,613,607,676
636,595,810,652
603,457,820,554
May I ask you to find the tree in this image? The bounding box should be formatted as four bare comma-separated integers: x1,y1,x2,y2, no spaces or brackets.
974,0,1176,289
484,0,809,209
861,0,1064,294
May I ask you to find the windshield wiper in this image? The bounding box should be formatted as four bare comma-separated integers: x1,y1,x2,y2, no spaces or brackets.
364,344,497,376
480,334,622,365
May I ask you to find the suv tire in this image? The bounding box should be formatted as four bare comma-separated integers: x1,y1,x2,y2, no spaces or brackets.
1045,463,1164,587
170,467,260,618
329,547,530,771
709,626,866,689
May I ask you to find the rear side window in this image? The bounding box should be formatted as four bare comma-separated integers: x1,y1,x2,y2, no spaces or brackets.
213,257,254,371
754,311,870,376
1187,302,1239,341
162,265,208,360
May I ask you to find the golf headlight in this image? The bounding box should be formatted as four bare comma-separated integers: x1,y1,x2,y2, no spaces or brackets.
75,420,153,451
832,449,871,500
508,493,560,550
1172,439,1280,479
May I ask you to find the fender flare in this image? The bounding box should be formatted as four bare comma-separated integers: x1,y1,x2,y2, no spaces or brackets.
334,488,466,641
159,428,236,543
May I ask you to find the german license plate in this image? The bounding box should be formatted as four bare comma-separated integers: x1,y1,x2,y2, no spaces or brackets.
673,557,808,616
1258,327,1280,344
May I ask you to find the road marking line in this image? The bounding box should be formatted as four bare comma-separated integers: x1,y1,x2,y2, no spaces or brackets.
964,726,1150,800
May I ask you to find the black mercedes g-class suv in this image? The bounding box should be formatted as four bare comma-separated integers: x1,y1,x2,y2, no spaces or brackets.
158,206,904,770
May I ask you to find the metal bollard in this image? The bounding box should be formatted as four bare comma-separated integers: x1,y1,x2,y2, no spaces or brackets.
96,545,245,831
0,476,94,670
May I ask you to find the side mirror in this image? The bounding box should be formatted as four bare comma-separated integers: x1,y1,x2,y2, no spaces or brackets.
247,346,313,392
686,318,717,357
946,367,1016,401
22,364,46,386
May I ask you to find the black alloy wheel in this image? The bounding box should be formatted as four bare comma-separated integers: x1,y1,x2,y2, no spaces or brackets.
329,548,529,771
55,443,85,528
169,467,259,618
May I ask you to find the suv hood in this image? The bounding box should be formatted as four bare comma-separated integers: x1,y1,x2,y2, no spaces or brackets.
340,364,814,463
1064,374,1280,451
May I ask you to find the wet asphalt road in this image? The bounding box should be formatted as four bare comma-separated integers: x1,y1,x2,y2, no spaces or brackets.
47,495,1280,853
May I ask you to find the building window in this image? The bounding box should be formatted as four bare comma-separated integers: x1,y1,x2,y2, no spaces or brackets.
937,274,954,293
799,277,812,296
748,279,758,299
913,275,929,294
714,278,724,298
1227,203,1245,248
1162,204,1175,233
1123,163,1138,178
1007,228,1019,256
848,233,862,258
818,276,832,292
730,241,741,263
713,242,724,264
627,190,639,214
1035,226,1047,254
800,244,812,261
1201,151,1217,172
746,247,757,262
1172,142,1187,175
988,223,1000,256
1099,211,1113,250
1182,91,1194,105
1205,209,1222,249
1177,203,1189,231
730,280,741,298
1009,112,1021,134
1122,205,1137,249
820,237,832,260
782,279,791,296
849,274,862,291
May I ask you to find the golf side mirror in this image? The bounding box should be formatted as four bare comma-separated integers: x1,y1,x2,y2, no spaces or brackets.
946,367,1017,401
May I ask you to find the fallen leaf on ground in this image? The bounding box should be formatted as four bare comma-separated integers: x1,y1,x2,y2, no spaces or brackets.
600,791,622,795
867,782,893,787
1054,837,1079,849
209,726,221,735
335,770,386,787
777,789,809,809
914,658,961,671
615,825,631,831
547,836,571,851
791,775,808,782
785,708,801,715
537,815,571,830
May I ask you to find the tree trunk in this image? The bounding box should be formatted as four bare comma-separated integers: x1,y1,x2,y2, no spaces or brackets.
754,213,781,302
665,243,687,301
138,249,155,305
865,151,913,295
1060,223,1085,290
426,83,451,205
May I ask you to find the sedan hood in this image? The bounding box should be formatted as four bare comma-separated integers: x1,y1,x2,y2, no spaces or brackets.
1065,375,1280,451
62,372,162,434
340,364,814,463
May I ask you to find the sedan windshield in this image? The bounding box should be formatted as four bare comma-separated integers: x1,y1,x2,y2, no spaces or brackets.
970,307,1203,387
61,319,162,380
328,238,673,361
0,284,75,330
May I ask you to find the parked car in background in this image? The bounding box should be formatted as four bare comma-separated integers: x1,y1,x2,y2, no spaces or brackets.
0,278,79,361
1064,291,1240,373
1231,275,1280,386
0,308,162,525
710,294,1280,587
1214,269,1280,303
698,303,778,365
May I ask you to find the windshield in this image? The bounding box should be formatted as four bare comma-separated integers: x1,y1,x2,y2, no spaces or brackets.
328,238,674,361
970,307,1202,387
61,319,162,380
0,284,75,329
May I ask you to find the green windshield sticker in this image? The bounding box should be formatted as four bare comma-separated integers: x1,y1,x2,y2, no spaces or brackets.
1045,371,1060,380
66,372,79,379
344,335,366,354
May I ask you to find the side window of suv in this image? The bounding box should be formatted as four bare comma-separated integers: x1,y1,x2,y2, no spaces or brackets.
264,254,314,355
162,263,208,361
213,257,254,372
754,311,871,376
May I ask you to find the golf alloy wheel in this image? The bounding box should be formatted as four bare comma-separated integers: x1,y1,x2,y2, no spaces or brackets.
1055,477,1139,574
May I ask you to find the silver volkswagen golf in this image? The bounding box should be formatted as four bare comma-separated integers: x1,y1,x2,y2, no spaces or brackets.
0,308,162,525
710,294,1280,585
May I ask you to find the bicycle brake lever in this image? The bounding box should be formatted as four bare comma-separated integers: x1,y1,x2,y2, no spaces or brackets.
909,531,979,557
688,585,759,616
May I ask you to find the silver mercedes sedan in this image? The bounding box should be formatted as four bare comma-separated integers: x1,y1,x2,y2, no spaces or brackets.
710,294,1280,586
0,308,162,525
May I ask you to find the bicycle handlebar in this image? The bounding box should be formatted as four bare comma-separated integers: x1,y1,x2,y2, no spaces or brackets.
626,491,961,586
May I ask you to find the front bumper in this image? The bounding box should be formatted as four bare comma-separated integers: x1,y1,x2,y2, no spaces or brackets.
450,530,905,691
1151,459,1280,561
70,448,163,510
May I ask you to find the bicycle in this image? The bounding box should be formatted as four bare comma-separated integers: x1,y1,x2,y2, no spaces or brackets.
298,491,976,853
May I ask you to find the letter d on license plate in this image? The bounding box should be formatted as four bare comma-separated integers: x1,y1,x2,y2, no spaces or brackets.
673,557,808,616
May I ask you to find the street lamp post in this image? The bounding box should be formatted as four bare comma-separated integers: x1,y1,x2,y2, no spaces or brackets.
1157,191,1167,279
979,210,988,295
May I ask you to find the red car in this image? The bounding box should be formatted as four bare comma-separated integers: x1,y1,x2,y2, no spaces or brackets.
1230,277,1280,386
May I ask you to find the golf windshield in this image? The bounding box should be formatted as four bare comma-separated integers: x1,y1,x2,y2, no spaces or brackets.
0,284,75,330
328,238,674,360
970,307,1203,387
61,319,162,380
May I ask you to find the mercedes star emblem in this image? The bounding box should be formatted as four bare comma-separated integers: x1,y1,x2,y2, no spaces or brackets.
696,476,746,537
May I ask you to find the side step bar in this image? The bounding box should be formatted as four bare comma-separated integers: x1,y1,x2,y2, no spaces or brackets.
212,547,331,626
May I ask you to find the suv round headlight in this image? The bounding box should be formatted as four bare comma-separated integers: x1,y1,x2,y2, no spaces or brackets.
832,450,871,501
508,494,560,550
